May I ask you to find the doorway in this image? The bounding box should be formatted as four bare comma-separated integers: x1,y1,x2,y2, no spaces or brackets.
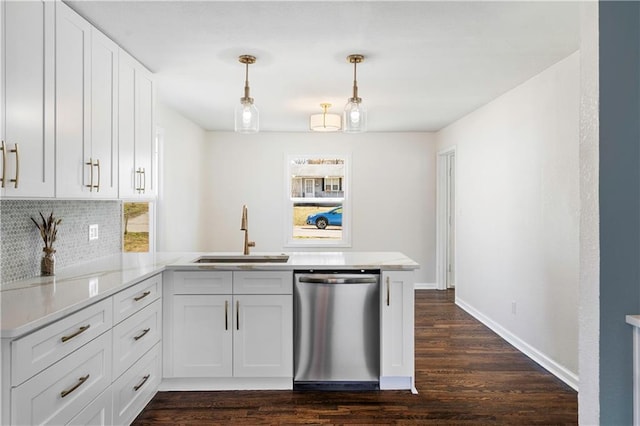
436,147,456,290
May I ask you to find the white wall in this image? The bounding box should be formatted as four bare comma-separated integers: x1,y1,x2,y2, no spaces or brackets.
201,132,437,284
155,101,208,251
578,2,599,422
436,52,580,386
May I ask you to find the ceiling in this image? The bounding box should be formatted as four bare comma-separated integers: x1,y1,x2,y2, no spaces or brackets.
66,1,580,132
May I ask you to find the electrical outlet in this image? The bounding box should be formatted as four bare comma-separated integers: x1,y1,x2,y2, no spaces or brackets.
89,224,99,241
511,301,517,315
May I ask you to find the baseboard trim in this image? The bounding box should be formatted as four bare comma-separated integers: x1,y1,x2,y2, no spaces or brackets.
414,282,437,290
455,296,579,391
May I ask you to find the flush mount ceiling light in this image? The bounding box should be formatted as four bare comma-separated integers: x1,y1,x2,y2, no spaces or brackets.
234,55,259,133
343,54,366,133
310,103,342,132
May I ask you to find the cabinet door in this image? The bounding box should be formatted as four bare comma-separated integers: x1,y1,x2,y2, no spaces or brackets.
119,50,155,199
2,0,55,197
380,271,415,384
170,295,232,377
55,1,91,198
89,28,118,198
233,295,292,378
134,64,155,197
118,51,136,198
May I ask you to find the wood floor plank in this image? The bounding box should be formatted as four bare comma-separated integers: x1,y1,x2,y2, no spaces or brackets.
133,290,577,425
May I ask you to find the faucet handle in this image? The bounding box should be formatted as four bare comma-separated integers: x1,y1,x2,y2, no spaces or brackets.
248,241,256,248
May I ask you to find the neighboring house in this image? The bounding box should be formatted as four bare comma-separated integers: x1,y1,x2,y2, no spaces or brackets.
290,161,344,198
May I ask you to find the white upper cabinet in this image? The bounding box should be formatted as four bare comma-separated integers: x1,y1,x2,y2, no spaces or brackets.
56,2,118,199
1,0,55,198
89,28,119,198
119,51,156,199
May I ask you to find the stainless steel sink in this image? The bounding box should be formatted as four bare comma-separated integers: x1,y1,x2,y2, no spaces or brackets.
193,254,289,264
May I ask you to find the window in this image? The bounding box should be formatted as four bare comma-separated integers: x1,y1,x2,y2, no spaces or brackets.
286,155,351,247
123,201,155,252
324,177,342,194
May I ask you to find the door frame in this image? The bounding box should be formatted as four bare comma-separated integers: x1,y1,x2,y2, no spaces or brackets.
436,146,456,290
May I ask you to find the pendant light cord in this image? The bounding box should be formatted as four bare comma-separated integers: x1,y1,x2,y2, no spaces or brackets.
351,58,360,102
244,62,251,99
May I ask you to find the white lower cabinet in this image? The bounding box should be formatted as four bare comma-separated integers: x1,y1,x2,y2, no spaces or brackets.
233,294,292,378
12,331,112,426
112,343,161,426
3,273,162,425
171,294,232,377
12,298,113,387
164,271,293,387
380,270,415,390
67,388,113,426
112,299,162,379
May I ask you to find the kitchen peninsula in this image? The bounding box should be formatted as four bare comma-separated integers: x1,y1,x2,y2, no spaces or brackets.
1,252,418,425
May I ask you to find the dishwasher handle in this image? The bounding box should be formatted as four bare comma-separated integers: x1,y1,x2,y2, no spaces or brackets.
298,275,378,284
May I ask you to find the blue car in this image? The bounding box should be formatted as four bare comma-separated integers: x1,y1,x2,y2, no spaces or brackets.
306,206,342,229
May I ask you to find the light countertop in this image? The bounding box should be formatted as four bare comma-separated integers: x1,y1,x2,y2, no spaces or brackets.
627,315,640,328
1,251,418,338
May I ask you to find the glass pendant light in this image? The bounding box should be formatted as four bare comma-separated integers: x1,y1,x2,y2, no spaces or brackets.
235,55,259,133
343,54,366,133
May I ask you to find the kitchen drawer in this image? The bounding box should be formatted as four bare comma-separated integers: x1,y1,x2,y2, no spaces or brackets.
113,299,161,379
113,273,161,324
172,271,232,295
233,271,293,294
12,298,113,386
112,342,161,426
67,387,113,426
12,331,112,426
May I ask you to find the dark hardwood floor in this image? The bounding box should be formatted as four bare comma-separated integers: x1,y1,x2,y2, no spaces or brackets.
133,290,577,425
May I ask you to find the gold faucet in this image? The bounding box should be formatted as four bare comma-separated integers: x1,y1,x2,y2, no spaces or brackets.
240,204,255,255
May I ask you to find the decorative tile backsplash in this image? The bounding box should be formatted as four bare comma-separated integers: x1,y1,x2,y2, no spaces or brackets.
0,200,122,283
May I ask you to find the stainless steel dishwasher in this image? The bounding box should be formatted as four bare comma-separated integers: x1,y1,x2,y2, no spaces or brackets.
293,271,380,390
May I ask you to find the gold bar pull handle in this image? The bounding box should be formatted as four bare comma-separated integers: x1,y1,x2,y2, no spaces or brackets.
224,300,229,330
236,300,240,330
60,374,90,398
1,140,6,188
9,143,18,188
134,291,151,302
133,328,150,341
386,276,390,306
133,374,150,392
61,324,91,343
135,167,143,193
85,158,94,191
94,159,100,191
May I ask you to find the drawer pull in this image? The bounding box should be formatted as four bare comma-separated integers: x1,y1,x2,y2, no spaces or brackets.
94,159,100,191
60,374,90,398
85,158,94,191
134,328,151,341
236,300,240,330
61,324,91,343
225,300,229,330
9,143,19,188
1,140,6,188
134,291,151,301
386,276,390,306
133,374,150,392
